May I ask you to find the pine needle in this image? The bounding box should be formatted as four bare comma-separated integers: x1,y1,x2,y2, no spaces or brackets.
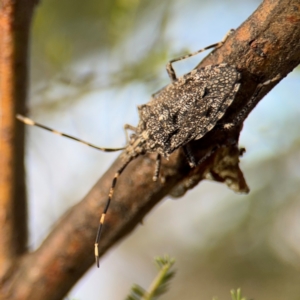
125,255,176,300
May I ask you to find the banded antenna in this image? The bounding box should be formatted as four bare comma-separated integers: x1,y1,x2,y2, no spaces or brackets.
17,114,128,267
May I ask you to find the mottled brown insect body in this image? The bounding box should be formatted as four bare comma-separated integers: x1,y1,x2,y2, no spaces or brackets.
22,30,279,268
135,64,241,157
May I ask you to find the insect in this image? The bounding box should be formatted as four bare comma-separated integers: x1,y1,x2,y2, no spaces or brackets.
17,30,280,267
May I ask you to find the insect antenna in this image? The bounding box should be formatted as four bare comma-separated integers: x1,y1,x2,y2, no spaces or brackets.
94,155,135,267
16,114,125,152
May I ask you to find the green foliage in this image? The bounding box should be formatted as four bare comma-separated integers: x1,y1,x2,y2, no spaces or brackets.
212,288,248,300
32,0,172,78
126,255,176,300
31,0,174,111
230,288,247,300
125,256,250,300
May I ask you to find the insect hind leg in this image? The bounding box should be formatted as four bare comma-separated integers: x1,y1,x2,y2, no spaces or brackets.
166,29,235,82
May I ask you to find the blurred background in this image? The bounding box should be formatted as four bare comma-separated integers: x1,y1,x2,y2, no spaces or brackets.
26,0,300,299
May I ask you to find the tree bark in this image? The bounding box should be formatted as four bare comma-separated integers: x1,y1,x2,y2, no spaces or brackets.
0,0,36,290
1,0,300,299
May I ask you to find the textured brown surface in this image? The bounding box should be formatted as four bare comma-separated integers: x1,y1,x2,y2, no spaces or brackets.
0,0,35,288
137,64,241,154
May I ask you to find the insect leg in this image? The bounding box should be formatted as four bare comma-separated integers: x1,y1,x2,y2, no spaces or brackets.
183,145,197,168
94,156,134,267
152,153,161,181
16,114,125,152
166,29,235,82
124,124,138,144
196,146,219,166
224,74,281,128
151,85,167,99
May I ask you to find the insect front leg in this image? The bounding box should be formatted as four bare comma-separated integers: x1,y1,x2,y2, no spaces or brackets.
124,124,138,144
151,86,166,99
166,29,235,82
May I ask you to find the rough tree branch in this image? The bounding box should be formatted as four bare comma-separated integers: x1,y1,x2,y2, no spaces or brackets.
0,0,36,285
2,0,300,299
